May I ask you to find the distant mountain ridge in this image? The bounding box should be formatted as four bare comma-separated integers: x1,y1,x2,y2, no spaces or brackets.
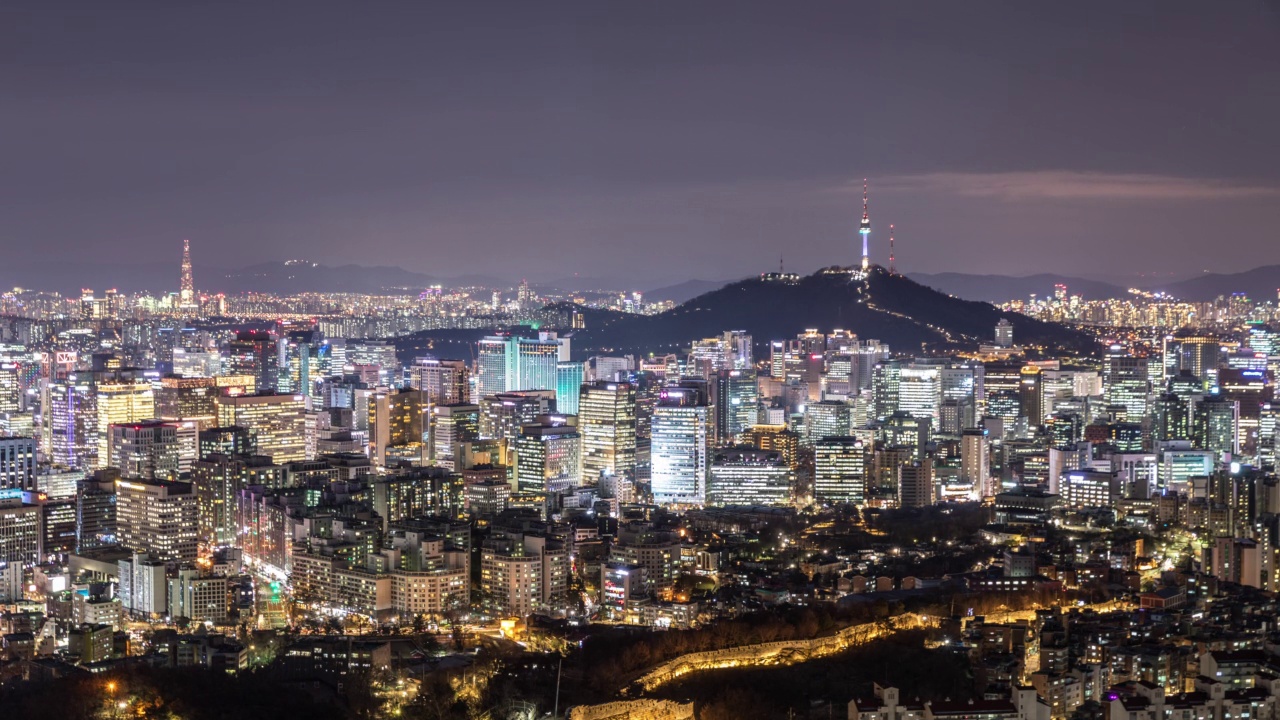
1147,265,1280,302
907,272,1128,302
909,266,1280,303
643,279,738,305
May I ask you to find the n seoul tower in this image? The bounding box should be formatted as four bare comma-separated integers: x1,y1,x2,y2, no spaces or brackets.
859,179,871,271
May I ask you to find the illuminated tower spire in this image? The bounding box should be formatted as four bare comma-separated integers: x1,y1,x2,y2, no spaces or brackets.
889,224,896,275
859,179,871,271
179,238,195,308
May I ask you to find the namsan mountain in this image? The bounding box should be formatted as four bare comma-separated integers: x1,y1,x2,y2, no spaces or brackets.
395,266,1097,362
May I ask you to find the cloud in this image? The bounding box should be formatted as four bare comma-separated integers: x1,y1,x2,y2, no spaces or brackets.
875,171,1280,202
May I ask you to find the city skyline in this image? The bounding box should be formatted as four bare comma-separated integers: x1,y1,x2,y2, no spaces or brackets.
10,6,1280,720
5,2,1280,286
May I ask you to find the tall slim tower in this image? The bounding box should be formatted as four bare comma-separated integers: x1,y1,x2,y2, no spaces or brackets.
889,224,896,275
859,180,871,271
179,239,196,308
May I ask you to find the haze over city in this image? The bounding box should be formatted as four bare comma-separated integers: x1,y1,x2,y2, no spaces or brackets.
5,1,1280,287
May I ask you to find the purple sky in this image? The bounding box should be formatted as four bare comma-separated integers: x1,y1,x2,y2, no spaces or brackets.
4,1,1280,286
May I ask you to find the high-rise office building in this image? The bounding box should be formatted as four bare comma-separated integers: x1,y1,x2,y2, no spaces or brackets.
651,382,711,505
579,381,637,483
475,332,565,398
76,474,118,552
0,437,36,491
1153,393,1192,444
115,478,198,563
1162,336,1219,388
688,331,753,376
410,357,470,405
155,376,216,428
706,447,792,506
872,359,903,422
94,374,155,470
225,330,279,395
744,424,801,468
960,429,991,498
898,460,935,508
1195,395,1241,460
278,328,331,399
479,391,557,444
108,421,181,481
0,362,20,416
513,415,582,492
898,364,941,425
215,393,308,464
1104,349,1150,420
430,404,480,471
199,426,257,458
555,361,585,415
711,369,758,445
369,388,430,468
804,400,852,446
1019,365,1044,426
192,453,283,547
814,436,868,504
0,491,42,566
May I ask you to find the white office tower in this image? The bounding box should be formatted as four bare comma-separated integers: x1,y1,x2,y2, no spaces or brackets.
587,356,635,382
651,383,710,506
961,429,991,498
898,365,941,425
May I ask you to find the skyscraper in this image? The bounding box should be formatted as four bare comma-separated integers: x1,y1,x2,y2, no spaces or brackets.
898,460,935,508
814,436,867,504
961,428,991,498
475,332,565,398
1104,348,1150,420
115,478,198,563
711,369,759,445
369,388,430,468
108,421,181,481
513,415,582,492
556,361,585,415
430,403,480,471
226,330,279,394
95,374,156,470
0,437,36,491
579,380,637,483
410,357,470,405
215,393,307,464
178,238,196,310
651,382,711,505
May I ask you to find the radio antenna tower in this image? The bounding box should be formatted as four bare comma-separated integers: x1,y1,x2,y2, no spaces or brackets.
889,224,896,275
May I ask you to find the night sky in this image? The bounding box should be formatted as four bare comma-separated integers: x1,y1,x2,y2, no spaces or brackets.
5,1,1280,288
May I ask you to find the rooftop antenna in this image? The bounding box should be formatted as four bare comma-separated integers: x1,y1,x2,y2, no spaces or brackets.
889,224,896,275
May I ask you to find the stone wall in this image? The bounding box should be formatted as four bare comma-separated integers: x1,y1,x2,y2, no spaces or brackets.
567,699,695,720
627,613,940,694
